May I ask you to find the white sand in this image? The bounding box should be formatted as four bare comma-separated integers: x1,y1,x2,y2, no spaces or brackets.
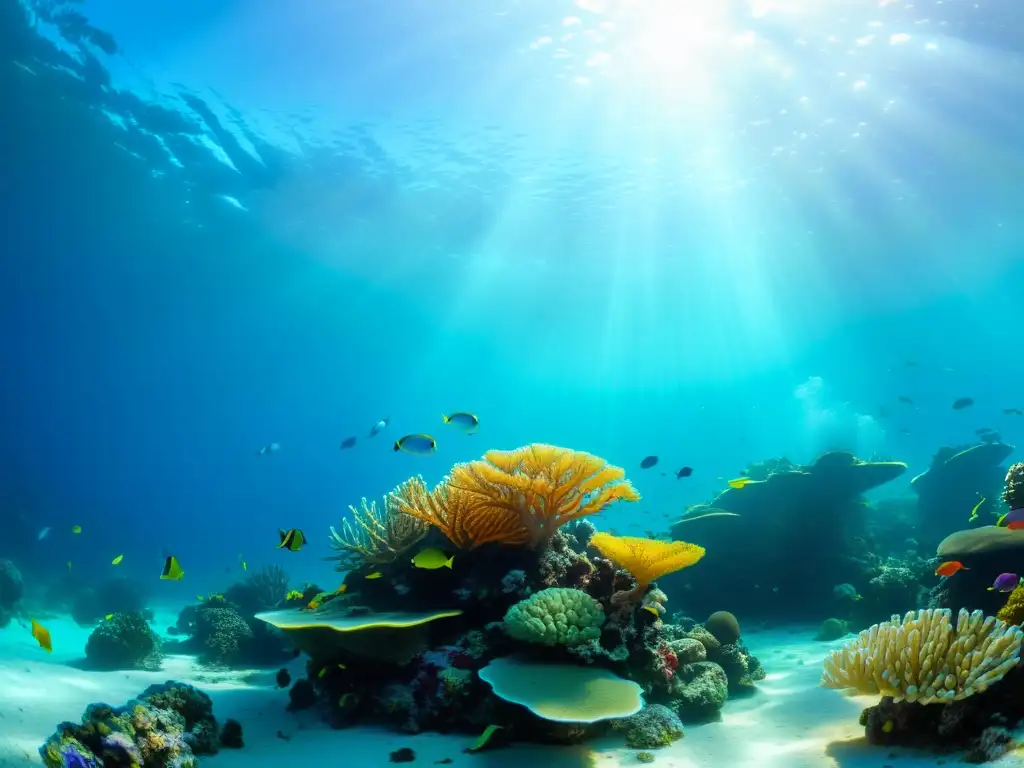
0,614,1017,767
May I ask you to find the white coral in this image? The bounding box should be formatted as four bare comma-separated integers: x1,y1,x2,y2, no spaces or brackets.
821,608,1023,704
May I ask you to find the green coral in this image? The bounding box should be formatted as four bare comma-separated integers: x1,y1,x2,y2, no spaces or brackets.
816,618,848,641
671,661,729,720
193,604,254,666
615,704,684,748
438,667,473,701
503,587,604,647
84,611,162,670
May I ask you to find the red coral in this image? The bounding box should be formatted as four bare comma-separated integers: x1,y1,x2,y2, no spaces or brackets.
656,643,679,681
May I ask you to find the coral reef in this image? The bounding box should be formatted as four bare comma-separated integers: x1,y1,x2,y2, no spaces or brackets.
84,611,163,670
816,618,848,641
664,451,907,620
933,526,1024,616
171,594,290,667
255,442,765,748
38,681,228,768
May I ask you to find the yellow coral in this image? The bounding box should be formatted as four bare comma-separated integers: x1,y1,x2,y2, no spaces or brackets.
329,482,429,569
590,531,705,602
998,584,1024,626
447,444,640,547
390,445,639,549
390,475,528,549
821,608,1023,703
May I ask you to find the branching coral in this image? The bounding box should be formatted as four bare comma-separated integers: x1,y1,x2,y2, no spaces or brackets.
821,608,1023,703
448,444,641,548
239,565,290,612
392,444,639,549
589,532,706,603
390,475,530,549
329,482,429,570
1004,462,1024,510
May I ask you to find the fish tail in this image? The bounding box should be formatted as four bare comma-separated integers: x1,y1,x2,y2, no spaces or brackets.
445,556,454,569
393,441,401,452
442,413,450,423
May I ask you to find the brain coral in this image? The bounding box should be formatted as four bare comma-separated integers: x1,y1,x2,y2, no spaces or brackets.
503,587,604,647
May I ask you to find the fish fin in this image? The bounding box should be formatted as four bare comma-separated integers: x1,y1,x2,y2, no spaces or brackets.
393,441,401,452
445,556,454,569
442,414,450,422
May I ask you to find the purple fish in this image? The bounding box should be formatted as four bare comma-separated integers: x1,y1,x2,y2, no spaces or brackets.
989,573,1021,592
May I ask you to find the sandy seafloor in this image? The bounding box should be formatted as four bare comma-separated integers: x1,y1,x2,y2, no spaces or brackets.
2,610,1022,768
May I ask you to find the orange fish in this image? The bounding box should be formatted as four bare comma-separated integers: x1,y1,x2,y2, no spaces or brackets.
935,560,968,577
1008,521,1024,531
30,618,52,652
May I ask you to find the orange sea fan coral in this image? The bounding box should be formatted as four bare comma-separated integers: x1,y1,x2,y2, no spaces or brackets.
590,531,706,604
446,443,641,548
389,475,530,549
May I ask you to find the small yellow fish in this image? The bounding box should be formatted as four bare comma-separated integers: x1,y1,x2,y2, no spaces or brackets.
111,554,124,565
339,693,356,707
337,584,348,594
307,599,321,610
285,590,304,601
468,724,504,753
242,561,247,571
105,613,114,620
160,555,184,581
318,667,328,679
71,525,82,534
968,497,986,523
338,663,346,670
197,595,205,601
882,719,894,734
411,547,454,570
727,477,752,489
31,618,52,652
365,571,383,580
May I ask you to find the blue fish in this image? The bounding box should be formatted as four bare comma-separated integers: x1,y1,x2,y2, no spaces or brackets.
394,434,437,456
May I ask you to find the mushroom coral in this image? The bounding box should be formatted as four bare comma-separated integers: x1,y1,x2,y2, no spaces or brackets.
821,608,1022,703
478,656,644,723
391,444,640,549
589,532,706,604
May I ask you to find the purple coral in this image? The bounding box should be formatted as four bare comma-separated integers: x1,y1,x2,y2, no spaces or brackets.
58,743,96,768
101,731,142,764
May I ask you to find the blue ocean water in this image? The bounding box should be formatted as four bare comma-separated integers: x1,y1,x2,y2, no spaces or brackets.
2,0,1024,764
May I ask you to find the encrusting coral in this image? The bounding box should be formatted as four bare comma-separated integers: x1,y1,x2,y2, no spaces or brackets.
821,608,1023,703
1004,462,1024,510
590,532,706,603
84,611,162,670
392,444,640,549
329,484,429,570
